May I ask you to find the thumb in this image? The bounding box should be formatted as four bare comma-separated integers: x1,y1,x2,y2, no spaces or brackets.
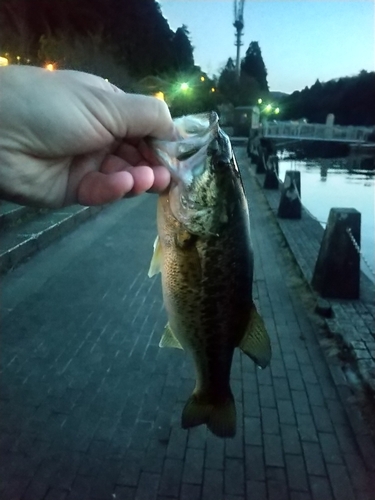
86,87,176,141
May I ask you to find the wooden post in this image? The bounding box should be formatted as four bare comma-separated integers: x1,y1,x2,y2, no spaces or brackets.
256,150,267,174
312,208,361,299
277,171,301,219
263,155,279,189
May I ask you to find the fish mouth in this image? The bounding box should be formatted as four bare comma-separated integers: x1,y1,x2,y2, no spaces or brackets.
152,112,232,185
208,128,233,166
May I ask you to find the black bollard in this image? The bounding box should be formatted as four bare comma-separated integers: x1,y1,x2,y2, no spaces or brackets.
256,138,273,174
255,148,267,173
263,155,280,189
311,208,361,299
277,171,301,218
247,129,259,159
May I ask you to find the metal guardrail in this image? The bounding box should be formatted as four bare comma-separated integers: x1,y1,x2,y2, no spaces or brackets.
262,122,374,143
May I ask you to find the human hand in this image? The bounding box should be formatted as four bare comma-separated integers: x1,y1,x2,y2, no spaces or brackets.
0,65,175,207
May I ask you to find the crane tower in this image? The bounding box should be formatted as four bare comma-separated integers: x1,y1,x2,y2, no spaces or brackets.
233,0,245,80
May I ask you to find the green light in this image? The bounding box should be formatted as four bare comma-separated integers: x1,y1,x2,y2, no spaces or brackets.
257,98,262,104
275,107,280,114
180,82,189,91
265,104,272,112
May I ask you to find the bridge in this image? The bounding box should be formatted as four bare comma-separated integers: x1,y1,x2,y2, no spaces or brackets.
261,121,374,144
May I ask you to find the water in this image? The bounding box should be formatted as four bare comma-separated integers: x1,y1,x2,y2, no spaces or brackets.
278,154,375,282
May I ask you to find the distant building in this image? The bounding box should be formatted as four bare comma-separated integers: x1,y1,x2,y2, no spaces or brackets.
233,106,260,135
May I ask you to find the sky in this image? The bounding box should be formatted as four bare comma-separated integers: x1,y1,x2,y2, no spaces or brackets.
159,0,375,93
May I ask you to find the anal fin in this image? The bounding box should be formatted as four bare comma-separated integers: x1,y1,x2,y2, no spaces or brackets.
159,323,183,349
239,304,272,369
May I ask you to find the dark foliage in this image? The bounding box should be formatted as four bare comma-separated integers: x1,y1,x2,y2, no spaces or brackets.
0,0,194,77
172,25,195,72
217,58,239,105
281,71,375,126
217,42,269,106
241,41,268,92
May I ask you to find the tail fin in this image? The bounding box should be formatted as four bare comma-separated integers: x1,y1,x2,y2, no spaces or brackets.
181,391,236,438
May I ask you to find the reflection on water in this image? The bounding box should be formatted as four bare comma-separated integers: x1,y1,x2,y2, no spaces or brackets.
278,152,375,282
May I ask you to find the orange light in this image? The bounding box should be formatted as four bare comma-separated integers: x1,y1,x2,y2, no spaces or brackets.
45,63,55,71
154,91,165,101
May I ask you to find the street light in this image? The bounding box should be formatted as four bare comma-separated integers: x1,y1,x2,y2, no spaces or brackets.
257,98,262,104
180,82,189,91
0,56,9,66
45,63,55,71
154,91,165,101
275,107,280,115
265,104,272,112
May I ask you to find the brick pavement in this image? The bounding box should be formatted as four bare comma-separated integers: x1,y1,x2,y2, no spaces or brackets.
1,149,374,500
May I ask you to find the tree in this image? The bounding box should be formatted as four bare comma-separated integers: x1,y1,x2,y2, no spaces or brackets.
0,0,34,59
109,0,177,76
281,71,375,125
172,25,194,72
217,43,270,107
241,41,269,92
217,58,240,105
0,0,194,78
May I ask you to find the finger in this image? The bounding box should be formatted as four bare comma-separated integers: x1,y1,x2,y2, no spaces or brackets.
58,69,120,93
100,155,132,174
77,171,134,205
123,166,155,196
99,156,169,194
121,94,176,139
138,139,161,166
115,142,145,165
87,90,176,141
147,166,171,193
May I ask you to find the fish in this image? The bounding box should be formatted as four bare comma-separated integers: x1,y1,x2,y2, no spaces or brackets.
148,112,271,438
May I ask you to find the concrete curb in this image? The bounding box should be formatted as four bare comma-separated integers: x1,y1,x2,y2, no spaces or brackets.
0,205,103,274
0,203,31,230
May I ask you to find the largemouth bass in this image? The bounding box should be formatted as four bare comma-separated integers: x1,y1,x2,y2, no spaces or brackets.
149,112,271,438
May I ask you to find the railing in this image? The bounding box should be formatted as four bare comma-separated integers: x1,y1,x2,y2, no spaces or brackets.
262,121,374,143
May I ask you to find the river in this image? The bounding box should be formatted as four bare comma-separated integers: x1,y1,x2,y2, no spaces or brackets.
277,153,375,282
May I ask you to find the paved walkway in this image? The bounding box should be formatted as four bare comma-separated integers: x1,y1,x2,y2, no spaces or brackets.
1,148,374,500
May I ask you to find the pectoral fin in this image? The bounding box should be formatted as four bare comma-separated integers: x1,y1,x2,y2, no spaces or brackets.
148,236,162,277
159,323,183,349
239,305,271,368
